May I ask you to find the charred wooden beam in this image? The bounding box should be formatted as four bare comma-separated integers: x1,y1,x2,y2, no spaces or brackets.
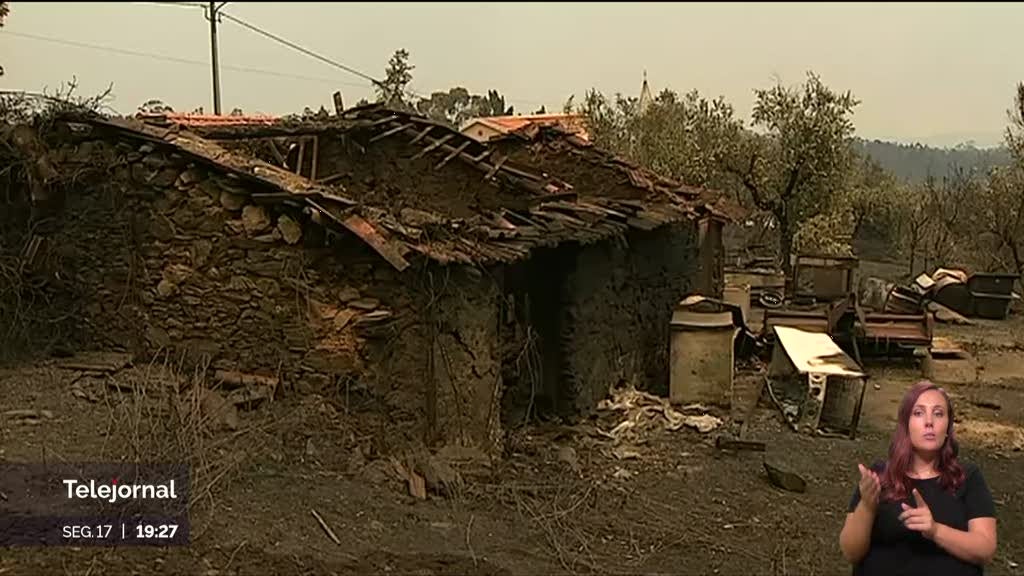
370,115,401,127
304,199,410,272
411,134,454,160
340,213,411,272
310,135,319,181
470,149,493,163
266,139,287,168
434,141,472,170
314,191,358,207
369,121,416,143
316,172,346,185
484,155,508,180
409,125,434,145
296,138,306,177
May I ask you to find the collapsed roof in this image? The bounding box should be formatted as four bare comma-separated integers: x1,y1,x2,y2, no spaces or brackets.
69,104,738,270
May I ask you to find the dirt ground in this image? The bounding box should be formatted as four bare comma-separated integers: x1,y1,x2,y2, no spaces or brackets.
2,316,1023,576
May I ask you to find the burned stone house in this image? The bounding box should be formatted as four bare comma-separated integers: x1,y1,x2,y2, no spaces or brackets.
1,105,733,452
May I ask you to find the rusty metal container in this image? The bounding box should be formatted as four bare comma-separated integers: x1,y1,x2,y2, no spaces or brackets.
669,309,737,407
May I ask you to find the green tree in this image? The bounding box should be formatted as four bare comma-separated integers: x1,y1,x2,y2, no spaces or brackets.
575,87,743,192
727,72,860,277
375,49,414,110
478,89,513,117
414,87,512,127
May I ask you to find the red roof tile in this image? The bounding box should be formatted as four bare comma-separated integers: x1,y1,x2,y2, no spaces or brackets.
135,113,279,127
465,114,589,140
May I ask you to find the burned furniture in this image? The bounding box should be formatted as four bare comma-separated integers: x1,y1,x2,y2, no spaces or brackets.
876,269,1019,321
767,326,868,439
724,268,785,306
792,254,859,302
762,293,932,360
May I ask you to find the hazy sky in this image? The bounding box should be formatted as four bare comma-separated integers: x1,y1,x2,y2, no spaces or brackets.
2,2,1021,147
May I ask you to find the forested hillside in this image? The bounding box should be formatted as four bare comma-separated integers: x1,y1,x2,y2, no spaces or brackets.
854,139,1011,183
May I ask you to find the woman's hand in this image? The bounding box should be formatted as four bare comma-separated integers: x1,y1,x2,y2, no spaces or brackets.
858,463,881,511
899,488,938,539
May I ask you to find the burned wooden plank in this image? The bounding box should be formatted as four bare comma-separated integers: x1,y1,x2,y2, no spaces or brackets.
470,149,494,163
316,172,346,185
408,125,434,145
369,121,416,143
339,212,411,272
484,155,508,180
296,138,306,177
332,91,345,115
309,190,357,207
501,164,544,182
266,139,287,167
501,209,543,229
535,209,590,228
489,212,518,231
434,141,472,170
310,135,319,181
370,115,401,127
55,352,133,373
412,134,455,160
530,193,580,207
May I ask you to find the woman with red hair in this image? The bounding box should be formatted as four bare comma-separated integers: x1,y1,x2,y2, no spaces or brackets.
840,380,998,574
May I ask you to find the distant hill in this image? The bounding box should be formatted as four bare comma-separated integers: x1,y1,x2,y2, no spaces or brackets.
854,139,1011,183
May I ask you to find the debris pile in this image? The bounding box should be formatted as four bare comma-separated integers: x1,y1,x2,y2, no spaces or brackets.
596,384,723,445
54,352,277,432
865,268,1020,321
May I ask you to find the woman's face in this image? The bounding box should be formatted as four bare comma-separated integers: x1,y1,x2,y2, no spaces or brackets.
908,389,950,453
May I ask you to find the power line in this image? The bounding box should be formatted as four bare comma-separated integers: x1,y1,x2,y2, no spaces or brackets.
139,1,558,110
0,30,369,88
207,11,556,109
13,3,559,113
214,10,382,87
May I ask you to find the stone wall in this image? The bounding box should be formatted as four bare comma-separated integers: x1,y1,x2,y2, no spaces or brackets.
560,221,701,414
2,133,503,451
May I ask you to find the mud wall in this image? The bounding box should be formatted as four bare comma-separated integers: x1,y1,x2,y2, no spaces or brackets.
220,133,531,219
422,267,503,449
560,222,701,414
1,132,503,451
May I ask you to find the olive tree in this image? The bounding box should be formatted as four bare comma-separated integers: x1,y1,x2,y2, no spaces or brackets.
727,72,860,277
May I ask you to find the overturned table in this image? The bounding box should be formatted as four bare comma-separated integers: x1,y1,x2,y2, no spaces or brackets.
768,326,868,439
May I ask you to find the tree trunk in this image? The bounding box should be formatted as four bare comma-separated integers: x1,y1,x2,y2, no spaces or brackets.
1010,242,1024,290
778,210,794,287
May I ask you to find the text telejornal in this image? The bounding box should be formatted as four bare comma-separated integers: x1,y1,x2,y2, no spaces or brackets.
63,479,178,504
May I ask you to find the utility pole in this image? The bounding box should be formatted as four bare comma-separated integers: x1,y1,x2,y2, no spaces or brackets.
206,2,228,115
